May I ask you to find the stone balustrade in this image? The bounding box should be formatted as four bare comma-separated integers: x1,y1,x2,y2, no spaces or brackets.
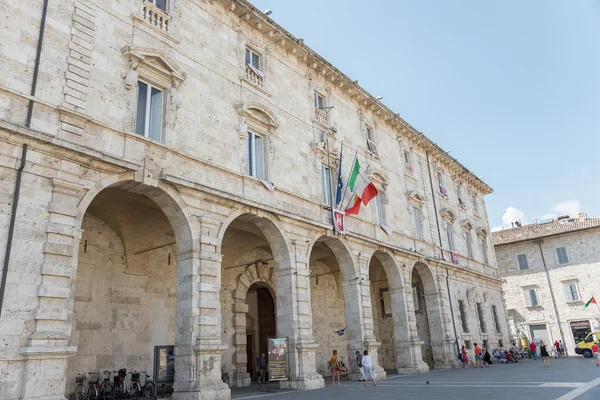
315,107,329,126
142,0,170,33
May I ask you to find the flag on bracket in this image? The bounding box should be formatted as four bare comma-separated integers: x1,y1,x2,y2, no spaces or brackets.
345,157,378,216
583,296,596,310
451,252,459,265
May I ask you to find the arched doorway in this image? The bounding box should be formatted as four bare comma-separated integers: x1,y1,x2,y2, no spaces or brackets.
245,282,276,381
368,254,396,371
308,235,366,379
219,212,291,387
411,262,445,369
65,181,194,397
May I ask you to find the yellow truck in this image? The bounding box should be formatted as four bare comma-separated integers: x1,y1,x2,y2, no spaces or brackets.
574,331,600,358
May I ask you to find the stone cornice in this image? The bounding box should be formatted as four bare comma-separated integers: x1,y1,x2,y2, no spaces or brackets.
211,0,493,195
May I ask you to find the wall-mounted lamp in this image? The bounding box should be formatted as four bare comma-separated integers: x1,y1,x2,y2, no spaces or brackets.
264,9,273,16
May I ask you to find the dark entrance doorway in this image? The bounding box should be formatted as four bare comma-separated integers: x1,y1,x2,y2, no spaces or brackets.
570,320,591,345
245,284,276,381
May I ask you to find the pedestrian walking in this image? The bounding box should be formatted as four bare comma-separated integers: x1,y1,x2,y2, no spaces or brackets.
461,345,469,368
529,341,537,360
559,340,565,357
554,340,560,358
361,350,376,386
257,353,267,383
592,342,600,367
482,345,492,366
355,351,365,381
540,341,550,367
329,350,341,385
474,343,483,368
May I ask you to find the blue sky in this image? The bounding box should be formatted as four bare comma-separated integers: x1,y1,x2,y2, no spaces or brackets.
249,0,600,229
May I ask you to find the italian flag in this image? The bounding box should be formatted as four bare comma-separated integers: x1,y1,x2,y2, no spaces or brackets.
345,157,378,216
583,296,596,310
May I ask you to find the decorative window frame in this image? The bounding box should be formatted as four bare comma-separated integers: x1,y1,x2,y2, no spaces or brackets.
121,46,187,143
522,285,541,308
407,191,425,240
236,29,272,95
460,219,474,258
562,279,581,303
235,102,280,188
309,78,333,130
398,139,417,180
369,169,390,233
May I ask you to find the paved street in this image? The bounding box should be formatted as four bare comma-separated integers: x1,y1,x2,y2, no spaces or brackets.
231,357,600,400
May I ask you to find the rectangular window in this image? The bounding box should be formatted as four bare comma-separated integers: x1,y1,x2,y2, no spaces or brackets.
321,166,332,206
366,127,374,142
149,0,167,12
412,284,421,312
472,194,479,213
247,131,265,180
437,172,444,186
477,302,487,333
525,288,539,307
465,231,473,258
564,282,580,302
492,305,501,333
447,225,455,251
135,81,164,142
413,207,424,239
314,92,325,110
556,247,569,264
437,172,448,197
245,48,262,71
404,151,414,173
481,238,489,264
517,254,529,270
374,195,385,225
457,186,466,208
458,300,469,333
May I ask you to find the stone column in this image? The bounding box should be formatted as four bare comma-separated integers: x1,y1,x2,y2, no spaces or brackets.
433,272,460,368
233,300,251,387
272,238,323,390
354,254,385,379
19,178,83,400
173,217,229,400
390,286,429,373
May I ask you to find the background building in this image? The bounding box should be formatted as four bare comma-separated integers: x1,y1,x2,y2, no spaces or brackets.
0,0,508,399
493,213,600,355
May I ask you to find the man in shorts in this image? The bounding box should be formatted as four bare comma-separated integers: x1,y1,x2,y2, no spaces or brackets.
474,343,483,368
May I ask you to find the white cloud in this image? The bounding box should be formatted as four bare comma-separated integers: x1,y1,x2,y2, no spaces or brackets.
501,206,525,226
549,200,581,218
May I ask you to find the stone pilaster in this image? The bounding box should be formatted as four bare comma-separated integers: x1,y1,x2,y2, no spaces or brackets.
273,238,324,390
173,216,229,400
19,178,84,399
434,271,460,368
233,301,251,387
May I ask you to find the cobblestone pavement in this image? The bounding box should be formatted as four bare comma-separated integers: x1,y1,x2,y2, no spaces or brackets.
231,357,600,399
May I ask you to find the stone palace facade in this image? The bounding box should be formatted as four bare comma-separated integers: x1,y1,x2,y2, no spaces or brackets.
0,0,509,398
494,214,600,356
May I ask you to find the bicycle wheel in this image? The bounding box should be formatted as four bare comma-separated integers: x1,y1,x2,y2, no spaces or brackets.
340,366,348,377
129,383,140,400
100,382,113,400
75,383,86,400
144,382,155,399
88,385,99,400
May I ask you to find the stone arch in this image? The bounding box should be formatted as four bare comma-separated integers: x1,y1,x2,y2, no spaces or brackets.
234,262,276,302
76,171,197,250
69,172,201,396
218,207,293,386
411,262,446,369
306,232,357,282
217,206,293,270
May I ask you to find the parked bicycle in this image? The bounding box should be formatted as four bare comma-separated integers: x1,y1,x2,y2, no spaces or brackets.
141,371,155,399
75,373,87,400
87,372,101,400
221,370,229,386
156,382,173,398
99,370,113,400
129,371,142,397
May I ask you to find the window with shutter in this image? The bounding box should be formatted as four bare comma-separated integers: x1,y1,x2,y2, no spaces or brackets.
556,247,569,264
517,254,529,270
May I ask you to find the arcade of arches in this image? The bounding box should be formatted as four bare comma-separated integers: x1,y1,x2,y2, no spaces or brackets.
22,177,506,400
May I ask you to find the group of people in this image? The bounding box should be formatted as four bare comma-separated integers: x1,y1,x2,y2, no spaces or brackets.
460,342,530,368
328,349,377,386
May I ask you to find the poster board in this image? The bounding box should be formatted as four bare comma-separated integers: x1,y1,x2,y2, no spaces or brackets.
154,345,175,383
267,337,288,381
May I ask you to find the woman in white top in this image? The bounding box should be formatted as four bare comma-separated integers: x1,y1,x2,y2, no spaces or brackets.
361,350,377,386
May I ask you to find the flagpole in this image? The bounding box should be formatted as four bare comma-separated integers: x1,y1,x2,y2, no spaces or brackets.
339,148,357,210
326,136,336,229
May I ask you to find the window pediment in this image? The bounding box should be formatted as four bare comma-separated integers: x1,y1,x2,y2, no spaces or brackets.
368,169,389,189
406,190,424,207
235,102,280,134
460,219,473,230
476,226,489,238
122,46,187,89
440,207,457,224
